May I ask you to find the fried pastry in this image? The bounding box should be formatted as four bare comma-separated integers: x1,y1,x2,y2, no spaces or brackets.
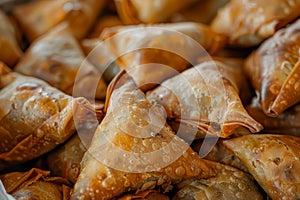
247,97,300,136
44,134,90,184
71,71,215,200
0,168,71,200
15,25,107,99
244,19,300,117
224,134,300,200
146,61,263,139
0,10,22,66
0,69,96,171
197,56,252,104
114,0,198,24
13,0,106,41
211,0,300,46
85,22,227,91
173,160,263,200
36,105,103,184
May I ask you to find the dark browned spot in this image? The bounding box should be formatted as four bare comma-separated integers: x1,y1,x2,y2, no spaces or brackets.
273,157,281,165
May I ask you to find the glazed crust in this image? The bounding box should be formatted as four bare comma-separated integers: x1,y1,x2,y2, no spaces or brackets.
115,0,198,24
0,71,96,171
146,61,263,138
173,160,263,200
15,25,107,99
224,134,300,200
244,19,300,117
0,10,22,66
71,72,215,200
211,0,300,46
13,0,106,41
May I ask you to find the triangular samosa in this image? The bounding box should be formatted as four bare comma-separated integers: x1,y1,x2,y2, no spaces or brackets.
71,71,215,199
13,0,106,41
15,25,107,99
245,19,300,117
0,66,96,171
146,61,262,139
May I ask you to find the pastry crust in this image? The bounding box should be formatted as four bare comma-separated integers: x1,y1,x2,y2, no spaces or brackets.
0,168,71,200
247,97,300,136
88,15,123,38
0,70,96,170
244,19,300,116
224,134,300,200
84,22,227,91
115,0,198,24
171,0,229,24
173,160,263,200
211,0,300,46
13,0,106,41
15,25,107,99
118,190,169,200
192,139,248,173
71,71,215,200
146,61,263,138
44,134,90,184
0,10,22,66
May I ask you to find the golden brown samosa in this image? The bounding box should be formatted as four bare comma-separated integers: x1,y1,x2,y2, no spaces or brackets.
224,134,300,200
42,105,103,184
0,68,96,171
13,0,106,41
0,10,22,66
173,160,263,200
71,71,215,200
43,134,90,184
84,22,227,91
211,0,300,47
114,0,198,24
0,168,71,200
35,104,104,184
244,19,300,117
14,25,107,99
146,61,263,139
